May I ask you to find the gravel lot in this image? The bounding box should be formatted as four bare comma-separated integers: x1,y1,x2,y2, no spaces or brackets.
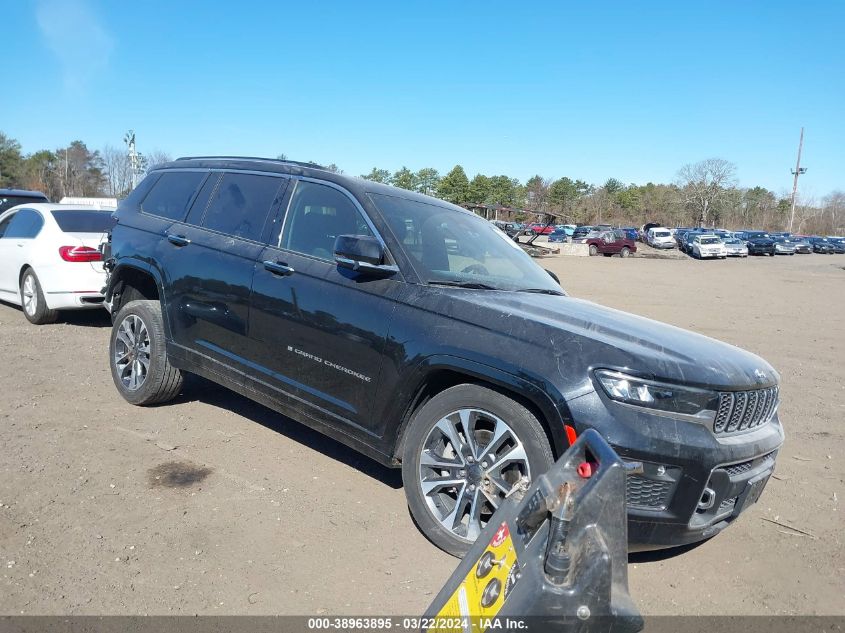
0,253,842,616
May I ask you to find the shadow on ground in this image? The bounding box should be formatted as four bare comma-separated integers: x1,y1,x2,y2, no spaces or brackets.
628,538,709,563
173,374,403,490
60,309,112,328
0,301,112,328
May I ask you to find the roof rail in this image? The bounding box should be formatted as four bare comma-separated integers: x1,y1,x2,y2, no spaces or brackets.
175,156,326,170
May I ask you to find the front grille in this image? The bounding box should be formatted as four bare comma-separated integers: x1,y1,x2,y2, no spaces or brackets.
626,475,672,509
713,386,778,435
724,460,753,476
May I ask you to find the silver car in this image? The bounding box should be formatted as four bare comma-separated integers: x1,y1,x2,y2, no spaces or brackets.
724,238,748,257
773,239,796,255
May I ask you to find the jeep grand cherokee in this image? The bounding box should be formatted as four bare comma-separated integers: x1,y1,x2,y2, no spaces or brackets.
102,157,784,556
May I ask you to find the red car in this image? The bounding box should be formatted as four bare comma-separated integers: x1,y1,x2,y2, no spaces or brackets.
586,230,637,257
528,223,555,235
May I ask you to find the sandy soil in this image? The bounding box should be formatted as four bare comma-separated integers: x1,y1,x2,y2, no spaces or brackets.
0,253,842,616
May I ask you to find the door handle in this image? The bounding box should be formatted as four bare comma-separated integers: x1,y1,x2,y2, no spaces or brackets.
263,260,295,276
167,234,191,247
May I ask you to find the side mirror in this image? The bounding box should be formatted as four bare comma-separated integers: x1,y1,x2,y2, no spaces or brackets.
334,234,398,278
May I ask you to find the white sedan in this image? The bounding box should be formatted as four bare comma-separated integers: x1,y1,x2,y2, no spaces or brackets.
691,234,728,259
0,204,113,324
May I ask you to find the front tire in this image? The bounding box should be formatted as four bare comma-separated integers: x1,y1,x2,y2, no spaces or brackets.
589,244,598,256
20,268,58,325
109,300,183,405
620,247,630,258
401,384,554,557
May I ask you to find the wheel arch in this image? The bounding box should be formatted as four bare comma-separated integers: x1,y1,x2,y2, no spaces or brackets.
389,357,571,465
106,261,164,314
18,263,33,285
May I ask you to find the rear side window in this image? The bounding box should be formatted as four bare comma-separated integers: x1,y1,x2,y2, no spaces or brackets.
2,209,44,239
51,210,115,233
140,171,206,221
200,173,284,242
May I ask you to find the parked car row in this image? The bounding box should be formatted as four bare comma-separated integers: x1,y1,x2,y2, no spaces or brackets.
668,226,845,260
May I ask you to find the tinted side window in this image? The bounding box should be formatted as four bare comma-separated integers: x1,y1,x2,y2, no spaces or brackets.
118,173,160,213
3,209,44,239
140,171,206,221
200,173,284,242
184,173,221,225
281,181,372,260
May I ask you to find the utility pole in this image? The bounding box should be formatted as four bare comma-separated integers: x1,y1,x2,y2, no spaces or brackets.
788,127,807,233
124,130,139,189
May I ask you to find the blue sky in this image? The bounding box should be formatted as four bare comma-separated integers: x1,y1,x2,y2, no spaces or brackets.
3,0,843,197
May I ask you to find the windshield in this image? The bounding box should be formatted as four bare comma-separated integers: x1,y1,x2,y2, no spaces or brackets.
0,194,49,214
700,237,720,244
654,230,670,237
725,239,741,245
369,193,561,293
51,210,115,233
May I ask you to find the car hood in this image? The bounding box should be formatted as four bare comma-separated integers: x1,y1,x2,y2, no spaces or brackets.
430,290,780,393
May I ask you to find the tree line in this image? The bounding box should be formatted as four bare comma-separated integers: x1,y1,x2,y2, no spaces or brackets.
1,130,841,234
0,131,170,202
359,160,843,235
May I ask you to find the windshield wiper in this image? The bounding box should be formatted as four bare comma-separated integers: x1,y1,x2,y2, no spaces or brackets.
427,280,500,290
517,288,565,296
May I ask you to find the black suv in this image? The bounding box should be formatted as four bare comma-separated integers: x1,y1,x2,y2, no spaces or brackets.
103,157,784,556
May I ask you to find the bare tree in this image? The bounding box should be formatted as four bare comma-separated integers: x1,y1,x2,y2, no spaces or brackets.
676,158,737,227
823,190,845,234
793,194,822,234
144,149,172,174
101,145,133,197
524,175,551,214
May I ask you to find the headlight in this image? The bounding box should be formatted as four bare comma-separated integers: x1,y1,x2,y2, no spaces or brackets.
594,369,720,422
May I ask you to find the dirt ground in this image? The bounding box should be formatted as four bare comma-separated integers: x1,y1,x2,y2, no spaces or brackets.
0,253,842,616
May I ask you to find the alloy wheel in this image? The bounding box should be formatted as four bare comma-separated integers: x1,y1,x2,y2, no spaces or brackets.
113,314,151,391
22,275,37,316
419,408,530,542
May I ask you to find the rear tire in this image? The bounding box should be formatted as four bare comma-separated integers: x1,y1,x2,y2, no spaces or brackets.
620,247,630,258
401,384,554,557
109,300,183,405
20,268,58,325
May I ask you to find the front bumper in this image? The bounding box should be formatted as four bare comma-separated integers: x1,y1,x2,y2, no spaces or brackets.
566,388,784,550
699,250,726,258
